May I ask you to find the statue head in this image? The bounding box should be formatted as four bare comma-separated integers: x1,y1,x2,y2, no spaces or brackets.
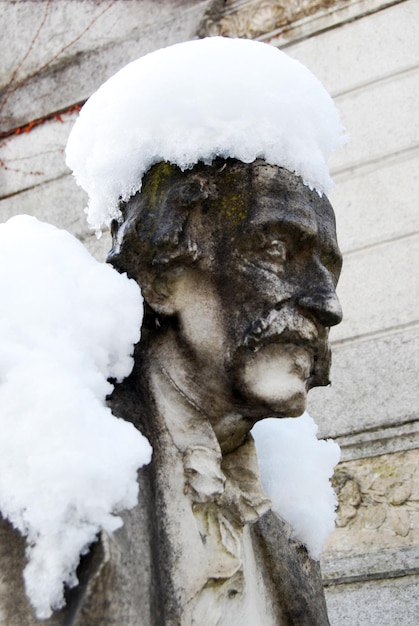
108,158,342,445
66,38,345,453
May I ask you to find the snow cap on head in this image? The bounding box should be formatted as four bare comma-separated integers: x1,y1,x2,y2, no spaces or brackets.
66,36,346,232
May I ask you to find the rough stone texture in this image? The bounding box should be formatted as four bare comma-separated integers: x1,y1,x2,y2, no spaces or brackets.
331,235,418,342
199,0,352,40
329,151,419,254
308,327,419,440
330,69,419,174
324,450,419,556
1,114,75,197
322,545,419,585
104,160,337,625
0,0,212,256
0,0,211,132
0,172,111,261
282,0,419,96
325,576,419,626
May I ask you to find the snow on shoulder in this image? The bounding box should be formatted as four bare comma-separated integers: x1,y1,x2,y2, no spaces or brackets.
0,216,151,619
66,37,346,232
252,413,340,559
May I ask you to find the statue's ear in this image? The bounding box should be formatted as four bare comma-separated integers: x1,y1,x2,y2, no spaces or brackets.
141,271,179,317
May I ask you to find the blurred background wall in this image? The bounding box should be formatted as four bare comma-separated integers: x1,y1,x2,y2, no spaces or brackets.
1,1,418,624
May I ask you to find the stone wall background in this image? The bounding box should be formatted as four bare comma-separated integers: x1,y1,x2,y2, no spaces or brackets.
274,2,419,623
1,0,418,624
0,0,212,256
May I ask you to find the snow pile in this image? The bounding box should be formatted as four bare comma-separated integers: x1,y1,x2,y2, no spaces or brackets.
0,216,151,619
66,36,346,232
252,412,340,559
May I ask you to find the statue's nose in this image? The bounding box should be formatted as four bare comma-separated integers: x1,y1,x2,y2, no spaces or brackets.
297,292,343,327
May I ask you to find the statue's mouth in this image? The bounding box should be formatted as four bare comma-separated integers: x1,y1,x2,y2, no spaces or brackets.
242,307,331,388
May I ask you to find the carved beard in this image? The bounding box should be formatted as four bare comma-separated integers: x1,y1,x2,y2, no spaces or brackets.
240,304,332,389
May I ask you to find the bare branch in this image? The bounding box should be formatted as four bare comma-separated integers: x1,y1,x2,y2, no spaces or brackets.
0,0,116,117
0,0,52,115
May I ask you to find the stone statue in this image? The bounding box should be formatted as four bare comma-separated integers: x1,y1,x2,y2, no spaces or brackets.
0,158,342,625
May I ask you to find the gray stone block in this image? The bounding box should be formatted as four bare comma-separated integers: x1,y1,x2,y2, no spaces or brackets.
288,0,419,97
0,173,87,233
0,0,210,132
332,234,419,342
322,545,419,584
329,67,419,174
308,327,419,439
324,574,419,626
0,114,76,197
335,421,419,462
0,173,112,261
329,149,419,254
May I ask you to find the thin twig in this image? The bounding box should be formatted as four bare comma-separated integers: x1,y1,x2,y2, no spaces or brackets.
0,0,52,115
0,0,116,117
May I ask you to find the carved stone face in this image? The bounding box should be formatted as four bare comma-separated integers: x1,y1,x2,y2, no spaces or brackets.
168,167,341,418
109,161,342,430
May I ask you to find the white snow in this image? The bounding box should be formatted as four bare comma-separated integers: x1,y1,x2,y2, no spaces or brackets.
0,216,151,619
252,412,340,559
65,36,346,232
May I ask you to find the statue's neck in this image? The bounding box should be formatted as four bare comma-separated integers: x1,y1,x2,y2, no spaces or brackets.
148,328,254,455
144,343,272,524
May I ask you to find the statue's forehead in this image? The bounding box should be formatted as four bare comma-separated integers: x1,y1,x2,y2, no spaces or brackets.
194,162,336,240
243,171,336,242
247,195,318,237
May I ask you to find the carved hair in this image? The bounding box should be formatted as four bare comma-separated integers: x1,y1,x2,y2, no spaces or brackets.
107,157,261,279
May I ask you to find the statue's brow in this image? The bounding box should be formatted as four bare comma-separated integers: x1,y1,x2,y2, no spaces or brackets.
256,219,319,246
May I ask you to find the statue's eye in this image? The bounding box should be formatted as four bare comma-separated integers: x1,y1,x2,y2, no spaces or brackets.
237,237,287,275
264,240,287,261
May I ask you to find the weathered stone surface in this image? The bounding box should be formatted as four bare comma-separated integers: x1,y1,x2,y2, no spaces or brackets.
102,160,338,625
324,575,419,626
0,113,76,198
334,421,419,463
1,0,418,622
199,0,352,40
308,327,419,439
322,545,419,585
329,149,419,254
323,450,419,557
0,172,84,230
287,0,419,97
329,67,419,175
321,449,419,624
330,235,419,342
0,0,211,132
0,172,111,261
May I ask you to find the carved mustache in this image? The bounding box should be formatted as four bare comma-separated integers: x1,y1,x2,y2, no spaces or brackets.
243,306,320,350
242,306,331,386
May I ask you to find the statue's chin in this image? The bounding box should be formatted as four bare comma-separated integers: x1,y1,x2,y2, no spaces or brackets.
248,384,308,419
240,344,310,417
